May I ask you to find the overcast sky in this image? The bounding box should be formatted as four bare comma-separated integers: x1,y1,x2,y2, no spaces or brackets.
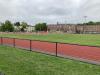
0,0,100,25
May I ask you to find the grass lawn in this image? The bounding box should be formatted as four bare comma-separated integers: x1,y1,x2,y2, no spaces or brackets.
0,33,100,46
0,46,100,75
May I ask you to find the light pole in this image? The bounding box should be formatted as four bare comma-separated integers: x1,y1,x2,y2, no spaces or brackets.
84,16,87,23
83,16,87,33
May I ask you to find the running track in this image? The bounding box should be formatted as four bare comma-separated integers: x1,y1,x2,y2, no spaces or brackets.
0,37,100,65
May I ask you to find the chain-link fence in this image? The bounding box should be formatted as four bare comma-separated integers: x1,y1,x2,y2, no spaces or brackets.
0,37,100,65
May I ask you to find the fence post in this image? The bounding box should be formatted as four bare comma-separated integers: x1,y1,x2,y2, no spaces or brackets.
1,37,3,45
13,38,15,47
30,40,32,51
56,42,58,57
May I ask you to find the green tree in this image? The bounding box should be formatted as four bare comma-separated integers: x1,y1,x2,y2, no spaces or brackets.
95,22,100,25
0,20,14,32
14,22,21,32
35,23,47,31
83,21,100,25
20,22,28,32
0,23,6,32
87,21,94,25
14,22,20,27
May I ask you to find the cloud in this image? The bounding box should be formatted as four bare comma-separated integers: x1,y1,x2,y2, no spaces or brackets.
0,0,100,25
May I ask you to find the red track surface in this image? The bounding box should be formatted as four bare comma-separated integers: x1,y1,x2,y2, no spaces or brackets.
15,39,30,49
58,44,100,62
31,41,56,55
0,37,100,64
0,38,1,44
2,38,13,46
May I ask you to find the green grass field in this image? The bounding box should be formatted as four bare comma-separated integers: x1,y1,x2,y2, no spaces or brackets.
0,46,100,75
0,33,100,46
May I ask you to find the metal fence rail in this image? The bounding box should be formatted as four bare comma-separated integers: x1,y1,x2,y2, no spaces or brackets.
0,37,100,65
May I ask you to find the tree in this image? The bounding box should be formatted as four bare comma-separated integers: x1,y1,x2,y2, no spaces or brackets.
20,22,28,32
0,23,6,32
95,22,100,25
35,23,47,31
14,22,20,27
87,21,94,25
83,21,100,25
14,22,21,32
0,20,14,32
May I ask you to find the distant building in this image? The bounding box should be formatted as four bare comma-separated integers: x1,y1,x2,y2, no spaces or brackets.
76,25,100,34
47,24,77,33
26,25,35,32
14,25,35,32
47,24,100,34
